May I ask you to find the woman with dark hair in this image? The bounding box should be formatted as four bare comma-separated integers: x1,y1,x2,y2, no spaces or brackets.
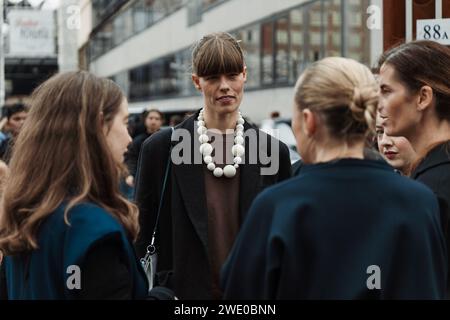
375,112,417,176
135,32,292,299
378,40,450,291
0,71,170,299
221,57,447,299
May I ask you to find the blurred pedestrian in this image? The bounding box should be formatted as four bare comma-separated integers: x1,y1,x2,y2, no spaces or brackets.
124,109,163,189
0,103,28,164
169,115,183,127
135,32,291,299
375,112,417,175
222,57,447,299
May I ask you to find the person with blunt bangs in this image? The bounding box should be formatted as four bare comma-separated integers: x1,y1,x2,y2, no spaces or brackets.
135,32,292,299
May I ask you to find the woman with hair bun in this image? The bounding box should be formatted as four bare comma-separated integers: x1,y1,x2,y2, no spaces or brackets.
221,57,447,299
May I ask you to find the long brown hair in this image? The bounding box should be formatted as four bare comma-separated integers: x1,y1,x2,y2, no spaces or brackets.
0,71,139,255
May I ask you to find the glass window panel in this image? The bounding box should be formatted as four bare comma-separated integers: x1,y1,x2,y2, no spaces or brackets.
236,25,260,88
290,8,304,83
115,71,129,97
323,0,341,57
174,49,194,96
275,16,289,83
133,0,152,33
346,0,371,66
306,0,323,63
261,22,274,85
129,64,151,101
113,12,125,46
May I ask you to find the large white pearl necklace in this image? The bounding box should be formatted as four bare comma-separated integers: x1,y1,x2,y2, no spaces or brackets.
197,109,245,178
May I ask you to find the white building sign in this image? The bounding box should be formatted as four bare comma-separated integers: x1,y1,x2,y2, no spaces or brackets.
8,10,55,57
417,18,450,45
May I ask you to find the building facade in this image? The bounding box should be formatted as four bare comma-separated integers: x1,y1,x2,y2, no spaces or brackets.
79,0,449,124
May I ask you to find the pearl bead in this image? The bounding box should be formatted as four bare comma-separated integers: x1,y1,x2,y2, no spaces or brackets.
232,144,245,157
197,108,246,178
223,165,236,178
197,126,207,135
204,156,213,164
200,143,213,156
199,134,209,144
234,136,244,145
213,167,223,177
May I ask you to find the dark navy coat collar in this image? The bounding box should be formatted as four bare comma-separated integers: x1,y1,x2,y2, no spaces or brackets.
412,141,450,179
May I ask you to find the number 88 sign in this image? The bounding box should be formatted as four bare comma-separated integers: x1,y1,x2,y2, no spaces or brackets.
417,18,450,45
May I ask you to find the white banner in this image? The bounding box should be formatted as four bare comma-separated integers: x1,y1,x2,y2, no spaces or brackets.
8,9,55,57
417,18,450,45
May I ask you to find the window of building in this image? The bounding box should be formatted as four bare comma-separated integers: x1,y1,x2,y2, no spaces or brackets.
306,0,323,63
346,0,370,65
113,8,133,46
89,21,113,60
261,21,274,85
275,16,290,84
174,48,195,96
289,8,305,83
90,0,184,61
323,0,342,57
129,64,151,100
133,0,152,33
235,25,260,88
108,0,373,102
115,71,130,97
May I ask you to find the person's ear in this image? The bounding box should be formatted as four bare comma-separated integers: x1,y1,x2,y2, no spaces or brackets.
302,109,316,137
192,74,201,91
417,85,434,112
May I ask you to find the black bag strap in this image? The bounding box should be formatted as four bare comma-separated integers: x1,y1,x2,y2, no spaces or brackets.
146,127,174,255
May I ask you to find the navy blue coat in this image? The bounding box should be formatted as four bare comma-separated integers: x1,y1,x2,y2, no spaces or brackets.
3,203,148,299
221,159,447,299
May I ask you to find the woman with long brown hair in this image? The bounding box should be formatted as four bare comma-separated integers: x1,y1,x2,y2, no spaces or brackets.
0,71,149,299
378,40,450,293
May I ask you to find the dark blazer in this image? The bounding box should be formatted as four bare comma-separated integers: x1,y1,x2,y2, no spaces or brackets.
134,110,292,299
125,132,151,177
222,159,447,299
411,141,450,290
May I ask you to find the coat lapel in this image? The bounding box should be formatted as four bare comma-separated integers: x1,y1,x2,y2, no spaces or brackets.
172,113,209,253
171,116,264,252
